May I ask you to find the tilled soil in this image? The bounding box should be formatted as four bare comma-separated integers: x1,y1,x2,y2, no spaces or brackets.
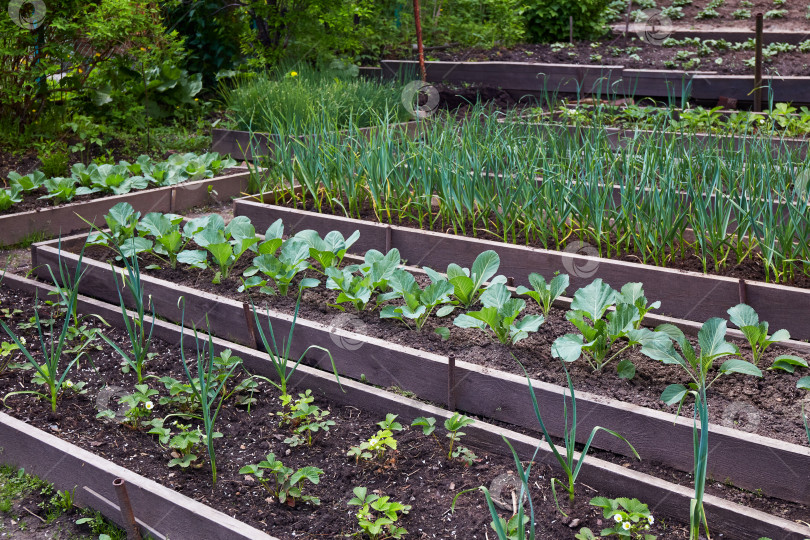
0,288,692,539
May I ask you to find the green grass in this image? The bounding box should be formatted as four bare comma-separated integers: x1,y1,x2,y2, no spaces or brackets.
221,64,410,134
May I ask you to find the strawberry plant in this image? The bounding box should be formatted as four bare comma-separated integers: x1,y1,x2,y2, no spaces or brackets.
239,453,323,506
277,390,335,447
348,487,411,540
348,414,403,463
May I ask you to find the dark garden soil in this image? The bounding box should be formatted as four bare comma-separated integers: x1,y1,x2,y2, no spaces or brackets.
649,0,810,30
0,168,243,217
76,234,810,451
0,288,694,539
0,150,40,188
407,38,810,77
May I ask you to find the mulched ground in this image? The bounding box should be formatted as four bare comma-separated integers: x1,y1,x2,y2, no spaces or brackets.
0,288,692,539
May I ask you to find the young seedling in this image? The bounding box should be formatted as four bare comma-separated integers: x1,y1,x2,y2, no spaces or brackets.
325,248,401,311
348,414,403,464
552,279,665,378
1,263,94,412
97,384,157,428
439,250,507,308
277,390,335,447
727,303,792,366
380,268,456,330
239,453,323,506
444,413,476,465
242,237,315,295
177,306,240,484
249,286,341,397
348,486,411,540
99,249,156,384
194,215,260,283
453,283,544,345
294,228,360,273
517,272,569,317
579,496,656,540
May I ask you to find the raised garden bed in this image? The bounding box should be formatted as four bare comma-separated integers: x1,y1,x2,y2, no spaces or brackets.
30,230,810,510
0,168,251,248
211,122,421,162
1,272,808,539
381,59,810,103
233,199,810,340
506,120,809,159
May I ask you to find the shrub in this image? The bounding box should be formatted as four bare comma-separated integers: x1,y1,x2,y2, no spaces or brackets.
525,0,611,42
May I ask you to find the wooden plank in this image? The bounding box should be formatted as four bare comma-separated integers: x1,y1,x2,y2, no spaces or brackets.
28,249,810,506
666,28,810,45
381,60,623,94
0,170,250,248
619,69,709,98
2,271,807,540
381,60,810,104
692,74,810,104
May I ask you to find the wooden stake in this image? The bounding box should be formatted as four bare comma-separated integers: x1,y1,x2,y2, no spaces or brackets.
413,0,427,82
447,354,456,411
754,13,763,112
569,16,574,44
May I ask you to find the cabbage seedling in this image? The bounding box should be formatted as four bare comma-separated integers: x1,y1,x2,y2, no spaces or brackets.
727,303,790,365
454,283,544,345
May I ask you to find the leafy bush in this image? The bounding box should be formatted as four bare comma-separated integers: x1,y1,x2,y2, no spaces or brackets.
0,0,183,134
525,0,611,42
